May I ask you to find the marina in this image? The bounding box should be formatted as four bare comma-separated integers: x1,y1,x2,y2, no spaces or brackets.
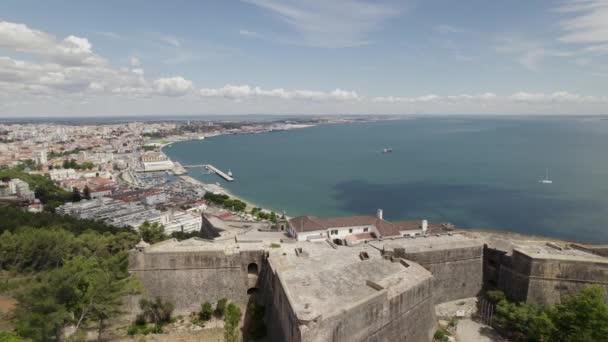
183,164,234,182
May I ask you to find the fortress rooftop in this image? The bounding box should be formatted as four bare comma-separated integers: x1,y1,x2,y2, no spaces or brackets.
267,241,432,322
141,237,265,253
370,233,484,253
514,242,608,262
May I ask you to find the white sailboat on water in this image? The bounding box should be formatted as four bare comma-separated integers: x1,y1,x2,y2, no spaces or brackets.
539,168,553,184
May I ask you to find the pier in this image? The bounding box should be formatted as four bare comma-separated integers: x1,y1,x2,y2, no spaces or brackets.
183,164,234,181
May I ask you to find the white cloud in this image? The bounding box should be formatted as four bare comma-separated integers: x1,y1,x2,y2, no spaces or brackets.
241,0,401,47
495,36,571,71
0,21,55,52
372,91,606,105
0,21,104,66
129,56,141,67
436,24,466,34
0,20,607,116
239,29,262,38
154,77,193,96
558,0,608,44
583,43,608,53
94,31,122,40
199,84,359,101
509,91,601,103
159,35,181,47
0,21,195,100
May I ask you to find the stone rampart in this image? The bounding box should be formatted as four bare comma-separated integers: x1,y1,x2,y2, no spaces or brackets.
393,244,484,303
129,247,265,313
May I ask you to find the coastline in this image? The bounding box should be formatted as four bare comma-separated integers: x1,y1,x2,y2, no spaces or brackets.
161,125,319,217
178,174,260,211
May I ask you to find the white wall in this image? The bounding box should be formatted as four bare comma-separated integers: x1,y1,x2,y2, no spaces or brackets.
292,225,378,242
401,229,424,237
326,225,376,240
294,229,327,241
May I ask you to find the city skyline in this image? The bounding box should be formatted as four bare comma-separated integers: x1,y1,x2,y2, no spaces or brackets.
1,0,608,116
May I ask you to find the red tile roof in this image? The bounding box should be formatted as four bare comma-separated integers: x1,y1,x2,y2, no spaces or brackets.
289,215,403,237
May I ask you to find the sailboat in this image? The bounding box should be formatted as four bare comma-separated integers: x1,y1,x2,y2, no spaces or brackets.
228,169,233,177
539,168,553,184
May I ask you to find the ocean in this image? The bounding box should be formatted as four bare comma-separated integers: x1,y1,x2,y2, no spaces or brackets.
165,117,608,243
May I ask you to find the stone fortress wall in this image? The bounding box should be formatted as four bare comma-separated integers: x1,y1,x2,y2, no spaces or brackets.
129,230,608,341
128,239,265,314
260,245,437,342
379,235,485,304
484,245,608,304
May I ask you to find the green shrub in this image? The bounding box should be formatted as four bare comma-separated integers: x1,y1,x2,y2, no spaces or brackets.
491,286,608,341
0,332,23,342
486,290,506,304
434,329,449,342
127,323,158,336
224,303,242,342
200,302,213,321
215,298,228,318
132,297,174,334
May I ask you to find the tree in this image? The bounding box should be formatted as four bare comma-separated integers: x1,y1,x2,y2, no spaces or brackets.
224,303,242,342
14,254,140,341
490,286,608,342
0,227,74,272
549,286,608,342
138,297,174,330
494,299,554,341
72,187,82,202
83,185,91,200
0,166,71,211
81,161,95,170
138,221,166,244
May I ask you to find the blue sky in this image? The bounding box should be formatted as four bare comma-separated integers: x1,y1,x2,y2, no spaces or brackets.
0,0,607,116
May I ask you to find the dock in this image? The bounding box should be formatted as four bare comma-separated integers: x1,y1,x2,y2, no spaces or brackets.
183,164,234,182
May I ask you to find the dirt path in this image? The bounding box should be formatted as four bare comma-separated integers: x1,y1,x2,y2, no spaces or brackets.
113,328,224,342
0,294,17,331
456,319,505,342
0,295,16,314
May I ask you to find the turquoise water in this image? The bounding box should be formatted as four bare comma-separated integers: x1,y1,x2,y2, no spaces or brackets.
165,118,608,243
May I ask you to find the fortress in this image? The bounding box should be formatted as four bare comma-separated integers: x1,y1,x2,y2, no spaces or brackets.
129,211,608,342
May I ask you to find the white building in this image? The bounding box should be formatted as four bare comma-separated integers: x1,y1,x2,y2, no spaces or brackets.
141,152,174,172
162,211,202,233
288,210,432,244
9,179,35,200
49,168,78,181
143,192,168,206
33,150,47,165
57,198,201,233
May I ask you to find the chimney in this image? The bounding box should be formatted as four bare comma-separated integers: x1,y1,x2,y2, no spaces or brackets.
377,209,383,220
421,219,428,233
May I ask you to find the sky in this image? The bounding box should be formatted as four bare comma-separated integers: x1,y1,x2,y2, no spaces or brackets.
0,0,608,117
